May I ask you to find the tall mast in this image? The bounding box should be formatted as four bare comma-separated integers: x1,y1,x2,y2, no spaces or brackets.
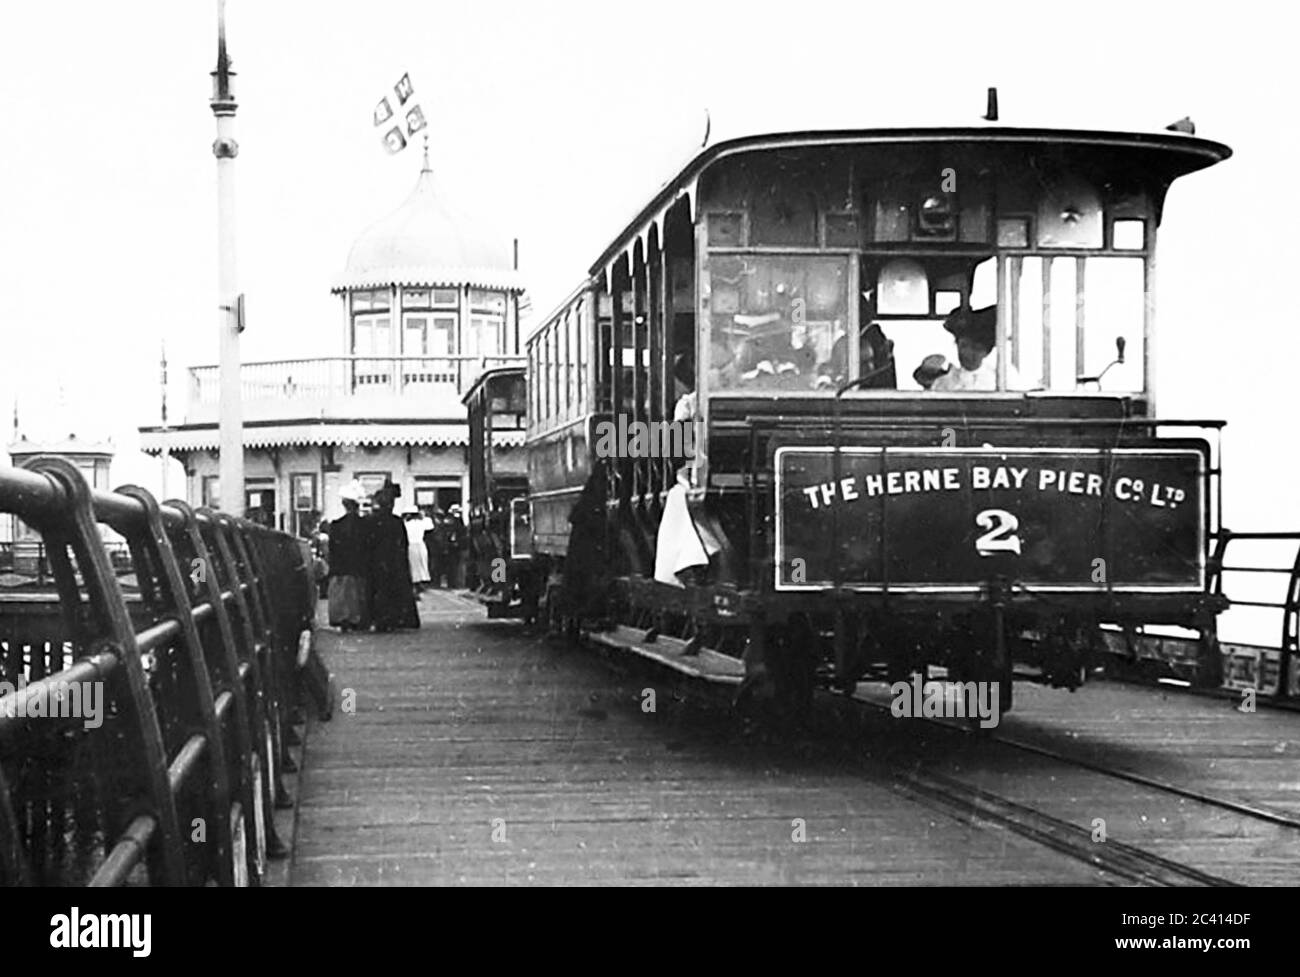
211,0,242,514
160,340,169,500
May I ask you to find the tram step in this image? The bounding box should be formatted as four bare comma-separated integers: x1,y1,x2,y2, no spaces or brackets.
584,625,745,685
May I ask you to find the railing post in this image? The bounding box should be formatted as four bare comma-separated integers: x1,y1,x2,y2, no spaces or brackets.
118,485,236,885
202,511,286,867
1280,541,1300,702
171,499,263,885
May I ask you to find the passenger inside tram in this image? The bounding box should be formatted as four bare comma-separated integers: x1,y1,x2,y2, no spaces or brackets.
927,304,1021,391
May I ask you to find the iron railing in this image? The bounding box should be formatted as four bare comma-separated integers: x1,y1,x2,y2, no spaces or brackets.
0,540,133,587
1209,530,1300,701
0,456,320,885
1102,529,1300,702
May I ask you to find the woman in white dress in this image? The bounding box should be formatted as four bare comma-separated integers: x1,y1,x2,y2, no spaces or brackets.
403,508,433,592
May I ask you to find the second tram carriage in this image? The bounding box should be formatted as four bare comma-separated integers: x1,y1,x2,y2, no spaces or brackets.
469,121,1233,717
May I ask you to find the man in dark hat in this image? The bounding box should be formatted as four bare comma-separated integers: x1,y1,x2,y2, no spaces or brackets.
930,305,1020,391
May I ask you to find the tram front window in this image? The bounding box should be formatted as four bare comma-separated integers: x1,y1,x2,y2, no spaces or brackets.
703,253,1146,395
705,255,850,392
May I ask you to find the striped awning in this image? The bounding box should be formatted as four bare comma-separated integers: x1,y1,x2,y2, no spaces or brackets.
138,421,525,455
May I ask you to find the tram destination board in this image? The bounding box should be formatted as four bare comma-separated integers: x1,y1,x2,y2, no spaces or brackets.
773,447,1205,591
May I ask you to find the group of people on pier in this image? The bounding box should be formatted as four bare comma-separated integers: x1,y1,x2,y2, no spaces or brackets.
402,505,469,593
315,482,407,632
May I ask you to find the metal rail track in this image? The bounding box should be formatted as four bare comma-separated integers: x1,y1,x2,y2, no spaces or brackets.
882,765,1236,887
553,614,1295,885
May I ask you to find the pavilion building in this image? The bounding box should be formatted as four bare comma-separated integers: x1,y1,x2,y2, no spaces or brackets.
140,154,528,533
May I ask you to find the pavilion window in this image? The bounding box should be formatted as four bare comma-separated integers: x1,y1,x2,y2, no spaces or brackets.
352,288,391,313
469,315,502,357
353,315,393,356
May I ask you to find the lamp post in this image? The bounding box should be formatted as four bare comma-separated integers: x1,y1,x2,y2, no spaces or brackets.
211,0,242,515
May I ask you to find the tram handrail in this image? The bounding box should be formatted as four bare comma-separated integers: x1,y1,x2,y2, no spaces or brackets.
0,457,320,885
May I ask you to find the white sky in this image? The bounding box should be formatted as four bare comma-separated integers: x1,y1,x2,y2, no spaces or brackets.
1,1,1297,560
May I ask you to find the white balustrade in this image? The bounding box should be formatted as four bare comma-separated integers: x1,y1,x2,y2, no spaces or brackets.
185,355,523,423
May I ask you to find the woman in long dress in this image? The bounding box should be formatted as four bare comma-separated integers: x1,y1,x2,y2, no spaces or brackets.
404,508,432,593
327,488,370,630
366,487,420,631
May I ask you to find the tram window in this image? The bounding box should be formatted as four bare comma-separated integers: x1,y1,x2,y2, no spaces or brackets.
705,254,848,392
997,219,1030,248
824,212,860,248
1037,176,1103,249
889,318,959,391
1006,255,1144,392
877,260,929,315
564,309,574,415
1047,258,1078,387
1081,258,1144,392
707,212,743,247
540,328,549,421
1112,220,1145,250
935,291,963,315
526,344,535,430
970,257,997,308
548,325,558,419
576,302,587,408
750,187,817,247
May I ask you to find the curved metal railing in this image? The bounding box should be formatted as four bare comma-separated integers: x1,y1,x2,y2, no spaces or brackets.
0,457,318,885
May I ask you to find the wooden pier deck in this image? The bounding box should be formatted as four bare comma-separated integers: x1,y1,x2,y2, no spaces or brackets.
284,592,1114,886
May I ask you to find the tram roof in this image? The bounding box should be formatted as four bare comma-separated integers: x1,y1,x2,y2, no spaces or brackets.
460,364,526,407
588,126,1233,278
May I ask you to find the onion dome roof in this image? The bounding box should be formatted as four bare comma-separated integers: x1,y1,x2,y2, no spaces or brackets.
335,155,521,293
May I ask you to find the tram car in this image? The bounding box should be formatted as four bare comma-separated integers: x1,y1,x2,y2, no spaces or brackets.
462,366,539,619
518,118,1232,717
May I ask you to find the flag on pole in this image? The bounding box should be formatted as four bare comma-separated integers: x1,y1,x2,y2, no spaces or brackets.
395,73,414,105
383,127,408,154
374,72,424,155
405,105,426,136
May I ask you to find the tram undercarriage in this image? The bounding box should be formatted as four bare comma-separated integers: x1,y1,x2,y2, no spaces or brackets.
532,550,1226,724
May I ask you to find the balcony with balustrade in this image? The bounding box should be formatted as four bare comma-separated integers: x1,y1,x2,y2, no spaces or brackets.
182,354,525,426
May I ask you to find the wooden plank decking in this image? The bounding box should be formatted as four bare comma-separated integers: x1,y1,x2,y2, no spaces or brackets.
285,592,1115,886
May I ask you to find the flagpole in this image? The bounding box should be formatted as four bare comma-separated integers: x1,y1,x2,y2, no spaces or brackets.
160,340,169,501
211,0,242,515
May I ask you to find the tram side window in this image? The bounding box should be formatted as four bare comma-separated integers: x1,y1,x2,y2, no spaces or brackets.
539,329,549,424
553,322,561,419
595,294,613,412
565,308,576,418
567,309,577,418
